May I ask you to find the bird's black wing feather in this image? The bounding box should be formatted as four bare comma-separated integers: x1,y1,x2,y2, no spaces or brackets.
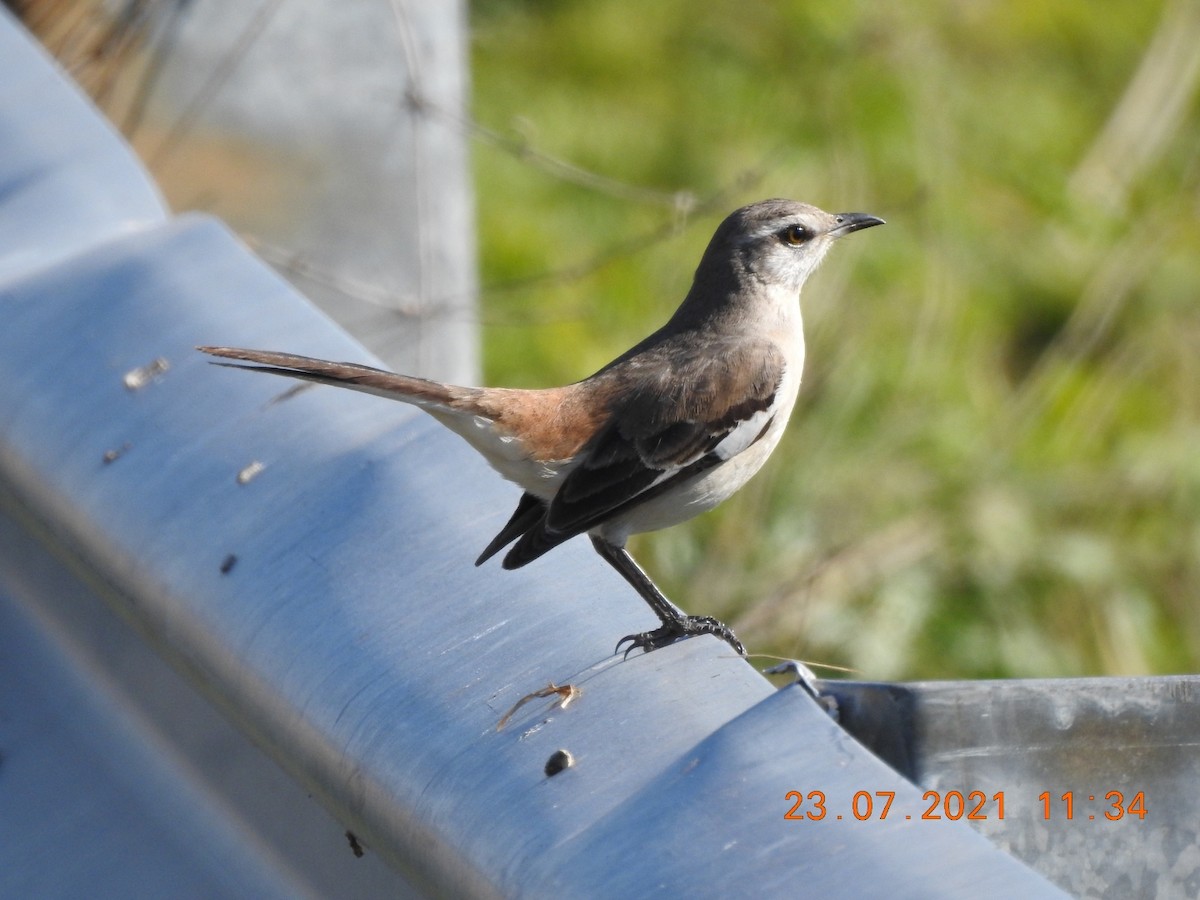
500,338,785,569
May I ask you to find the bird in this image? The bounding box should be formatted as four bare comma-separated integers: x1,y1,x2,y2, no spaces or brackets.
200,199,883,657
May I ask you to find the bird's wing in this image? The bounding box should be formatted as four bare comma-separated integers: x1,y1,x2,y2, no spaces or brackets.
501,339,786,568
475,491,547,566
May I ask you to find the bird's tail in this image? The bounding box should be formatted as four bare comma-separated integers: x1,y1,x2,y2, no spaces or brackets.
198,346,577,495
197,346,480,412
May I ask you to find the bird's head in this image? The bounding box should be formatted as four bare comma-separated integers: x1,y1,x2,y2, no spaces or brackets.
691,199,884,305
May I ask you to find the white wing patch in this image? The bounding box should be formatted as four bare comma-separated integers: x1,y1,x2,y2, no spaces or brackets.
713,406,776,461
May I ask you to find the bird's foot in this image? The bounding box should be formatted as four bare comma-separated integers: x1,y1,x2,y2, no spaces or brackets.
615,615,746,658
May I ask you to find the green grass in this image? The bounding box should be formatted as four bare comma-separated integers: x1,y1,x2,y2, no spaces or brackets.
469,0,1200,680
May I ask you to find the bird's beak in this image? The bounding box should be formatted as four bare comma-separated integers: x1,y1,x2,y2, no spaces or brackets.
829,212,885,238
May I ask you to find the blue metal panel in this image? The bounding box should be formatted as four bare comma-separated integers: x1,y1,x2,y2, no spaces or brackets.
0,516,312,900
0,13,165,280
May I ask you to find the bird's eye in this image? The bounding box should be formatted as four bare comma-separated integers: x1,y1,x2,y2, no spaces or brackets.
780,224,813,246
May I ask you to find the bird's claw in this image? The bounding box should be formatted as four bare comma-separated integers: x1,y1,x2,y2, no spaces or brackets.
614,627,673,658
615,615,746,658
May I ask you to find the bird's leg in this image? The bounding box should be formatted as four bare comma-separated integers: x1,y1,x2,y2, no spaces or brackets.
590,536,687,622
590,537,746,657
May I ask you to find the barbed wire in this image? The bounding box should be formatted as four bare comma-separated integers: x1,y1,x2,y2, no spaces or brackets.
24,0,771,320
145,0,286,170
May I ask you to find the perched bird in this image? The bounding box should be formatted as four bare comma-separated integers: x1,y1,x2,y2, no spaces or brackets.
200,199,883,657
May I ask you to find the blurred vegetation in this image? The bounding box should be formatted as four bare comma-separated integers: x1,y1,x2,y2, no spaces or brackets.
469,0,1200,680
